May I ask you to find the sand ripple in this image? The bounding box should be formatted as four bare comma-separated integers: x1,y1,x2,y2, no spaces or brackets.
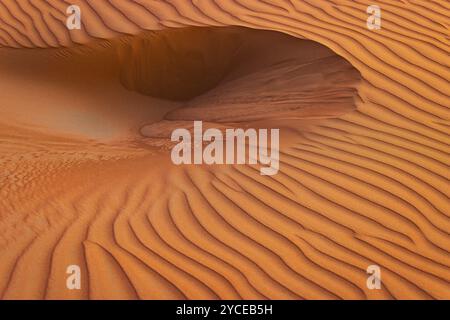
0,0,449,299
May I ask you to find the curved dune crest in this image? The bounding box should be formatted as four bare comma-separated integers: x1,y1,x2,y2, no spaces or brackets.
0,1,449,300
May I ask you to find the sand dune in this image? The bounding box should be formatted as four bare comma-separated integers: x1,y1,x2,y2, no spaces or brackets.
0,0,449,300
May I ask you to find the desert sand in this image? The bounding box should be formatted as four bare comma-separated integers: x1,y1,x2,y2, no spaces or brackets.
0,0,449,300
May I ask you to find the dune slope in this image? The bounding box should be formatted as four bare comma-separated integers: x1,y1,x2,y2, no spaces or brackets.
0,0,449,300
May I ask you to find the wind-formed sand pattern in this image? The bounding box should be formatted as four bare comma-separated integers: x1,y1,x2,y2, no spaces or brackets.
0,0,449,300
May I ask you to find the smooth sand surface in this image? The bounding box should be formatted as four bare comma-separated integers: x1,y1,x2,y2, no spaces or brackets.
0,0,449,299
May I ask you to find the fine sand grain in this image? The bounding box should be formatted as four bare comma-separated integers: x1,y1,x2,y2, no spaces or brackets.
0,0,449,300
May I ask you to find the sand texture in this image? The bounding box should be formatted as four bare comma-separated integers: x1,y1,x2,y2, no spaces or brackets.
0,0,449,299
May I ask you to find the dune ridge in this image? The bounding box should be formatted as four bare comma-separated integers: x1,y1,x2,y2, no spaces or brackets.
0,0,449,299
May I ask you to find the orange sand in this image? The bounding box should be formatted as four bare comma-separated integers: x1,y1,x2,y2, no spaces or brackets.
0,0,449,300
